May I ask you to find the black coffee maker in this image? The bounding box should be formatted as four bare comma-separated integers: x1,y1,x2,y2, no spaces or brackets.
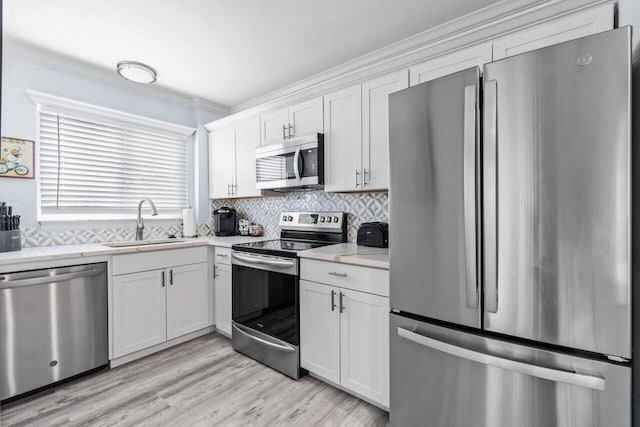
213,207,237,236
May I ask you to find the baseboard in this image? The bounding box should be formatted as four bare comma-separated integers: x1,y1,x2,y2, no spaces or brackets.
109,326,215,368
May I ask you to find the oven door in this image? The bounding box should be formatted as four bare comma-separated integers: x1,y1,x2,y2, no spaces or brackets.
255,134,323,189
231,251,299,345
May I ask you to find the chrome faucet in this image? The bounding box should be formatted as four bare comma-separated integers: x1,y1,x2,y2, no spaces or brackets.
136,199,158,240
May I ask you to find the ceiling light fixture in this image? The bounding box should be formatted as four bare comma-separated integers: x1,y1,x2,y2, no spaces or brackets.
116,61,157,84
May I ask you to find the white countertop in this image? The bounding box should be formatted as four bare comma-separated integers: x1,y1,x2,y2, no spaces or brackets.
0,235,272,267
298,243,389,270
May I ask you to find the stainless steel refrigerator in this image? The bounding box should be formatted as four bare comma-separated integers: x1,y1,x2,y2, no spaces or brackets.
388,28,631,426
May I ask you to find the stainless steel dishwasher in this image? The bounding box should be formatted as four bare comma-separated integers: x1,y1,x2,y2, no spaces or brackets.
0,263,108,401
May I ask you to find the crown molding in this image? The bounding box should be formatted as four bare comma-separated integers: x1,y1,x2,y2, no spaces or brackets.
26,89,197,136
221,0,612,124
4,36,230,117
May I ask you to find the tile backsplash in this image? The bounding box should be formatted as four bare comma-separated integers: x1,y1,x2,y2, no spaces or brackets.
211,191,389,242
21,223,213,248
20,191,388,247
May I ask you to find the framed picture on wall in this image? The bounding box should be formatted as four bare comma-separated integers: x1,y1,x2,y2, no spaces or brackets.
0,137,35,179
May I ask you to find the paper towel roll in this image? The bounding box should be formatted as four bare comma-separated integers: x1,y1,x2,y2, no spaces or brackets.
182,208,197,237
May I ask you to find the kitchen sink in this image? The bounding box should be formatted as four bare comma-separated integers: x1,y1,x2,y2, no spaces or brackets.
103,239,185,248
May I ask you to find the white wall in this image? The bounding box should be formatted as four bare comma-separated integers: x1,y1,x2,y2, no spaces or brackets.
0,56,222,227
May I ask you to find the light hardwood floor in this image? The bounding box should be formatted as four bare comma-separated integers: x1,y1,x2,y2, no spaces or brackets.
0,332,388,426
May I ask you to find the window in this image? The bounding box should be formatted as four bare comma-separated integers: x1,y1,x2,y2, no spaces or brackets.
29,91,195,221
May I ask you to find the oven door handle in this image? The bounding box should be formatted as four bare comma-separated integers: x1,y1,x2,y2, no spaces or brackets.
232,252,296,268
232,323,296,353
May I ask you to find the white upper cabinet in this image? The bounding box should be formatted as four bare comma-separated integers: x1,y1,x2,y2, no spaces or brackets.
260,108,289,145
289,97,324,138
209,117,261,199
323,85,363,192
362,70,409,191
234,117,261,198
409,43,492,86
492,3,613,60
209,127,236,199
260,97,323,145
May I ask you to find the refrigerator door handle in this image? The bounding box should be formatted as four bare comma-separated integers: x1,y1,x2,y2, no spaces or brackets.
463,84,478,309
483,79,498,313
397,326,605,391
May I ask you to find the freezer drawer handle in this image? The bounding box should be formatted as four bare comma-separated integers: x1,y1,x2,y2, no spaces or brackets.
0,266,106,289
232,323,296,353
397,326,606,391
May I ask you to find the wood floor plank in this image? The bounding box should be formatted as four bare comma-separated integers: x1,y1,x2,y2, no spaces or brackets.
0,333,389,426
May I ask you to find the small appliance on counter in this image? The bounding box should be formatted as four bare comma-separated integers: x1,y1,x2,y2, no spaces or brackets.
213,207,237,236
238,219,250,236
357,222,388,248
248,223,263,236
0,201,21,253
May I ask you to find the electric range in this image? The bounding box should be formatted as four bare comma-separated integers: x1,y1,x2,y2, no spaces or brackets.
230,211,347,379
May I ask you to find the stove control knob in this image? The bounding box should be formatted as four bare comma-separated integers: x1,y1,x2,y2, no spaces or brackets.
287,216,293,222
333,216,339,223
319,216,325,223
282,215,287,221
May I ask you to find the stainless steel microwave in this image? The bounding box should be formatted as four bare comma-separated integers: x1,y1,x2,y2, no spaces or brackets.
255,133,324,191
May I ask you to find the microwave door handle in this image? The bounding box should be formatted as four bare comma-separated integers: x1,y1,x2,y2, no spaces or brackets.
293,147,301,181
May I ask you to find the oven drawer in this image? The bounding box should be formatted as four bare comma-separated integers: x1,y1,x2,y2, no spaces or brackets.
214,247,232,265
300,259,389,297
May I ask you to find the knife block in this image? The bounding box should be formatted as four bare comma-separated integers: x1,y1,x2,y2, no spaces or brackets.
0,229,22,252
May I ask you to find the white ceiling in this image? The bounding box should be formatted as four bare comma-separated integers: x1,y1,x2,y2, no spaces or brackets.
4,0,498,109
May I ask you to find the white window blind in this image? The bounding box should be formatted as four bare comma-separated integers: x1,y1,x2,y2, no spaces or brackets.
38,106,191,221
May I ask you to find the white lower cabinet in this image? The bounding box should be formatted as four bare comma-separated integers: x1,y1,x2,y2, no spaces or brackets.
214,262,232,336
300,277,390,408
111,247,211,360
300,280,341,383
167,263,210,340
113,269,167,358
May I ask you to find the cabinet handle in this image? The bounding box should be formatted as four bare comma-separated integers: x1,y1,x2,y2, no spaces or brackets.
227,183,231,196
282,124,287,140
331,290,336,311
217,253,228,258
339,292,345,313
161,271,165,287
329,271,347,277
355,169,361,187
288,123,293,139
363,168,369,186
169,269,173,285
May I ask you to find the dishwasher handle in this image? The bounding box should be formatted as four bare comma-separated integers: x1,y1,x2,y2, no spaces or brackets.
0,266,106,289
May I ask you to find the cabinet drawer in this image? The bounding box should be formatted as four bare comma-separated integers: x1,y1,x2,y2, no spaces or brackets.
214,247,232,265
301,259,389,297
112,247,208,276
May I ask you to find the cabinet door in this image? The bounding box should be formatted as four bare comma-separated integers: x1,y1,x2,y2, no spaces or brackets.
214,263,232,336
340,289,390,408
362,70,408,191
209,127,236,199
260,108,289,145
289,97,323,138
492,4,613,60
323,85,362,192
167,263,209,340
113,269,167,358
409,43,492,86
233,117,261,198
300,280,341,384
